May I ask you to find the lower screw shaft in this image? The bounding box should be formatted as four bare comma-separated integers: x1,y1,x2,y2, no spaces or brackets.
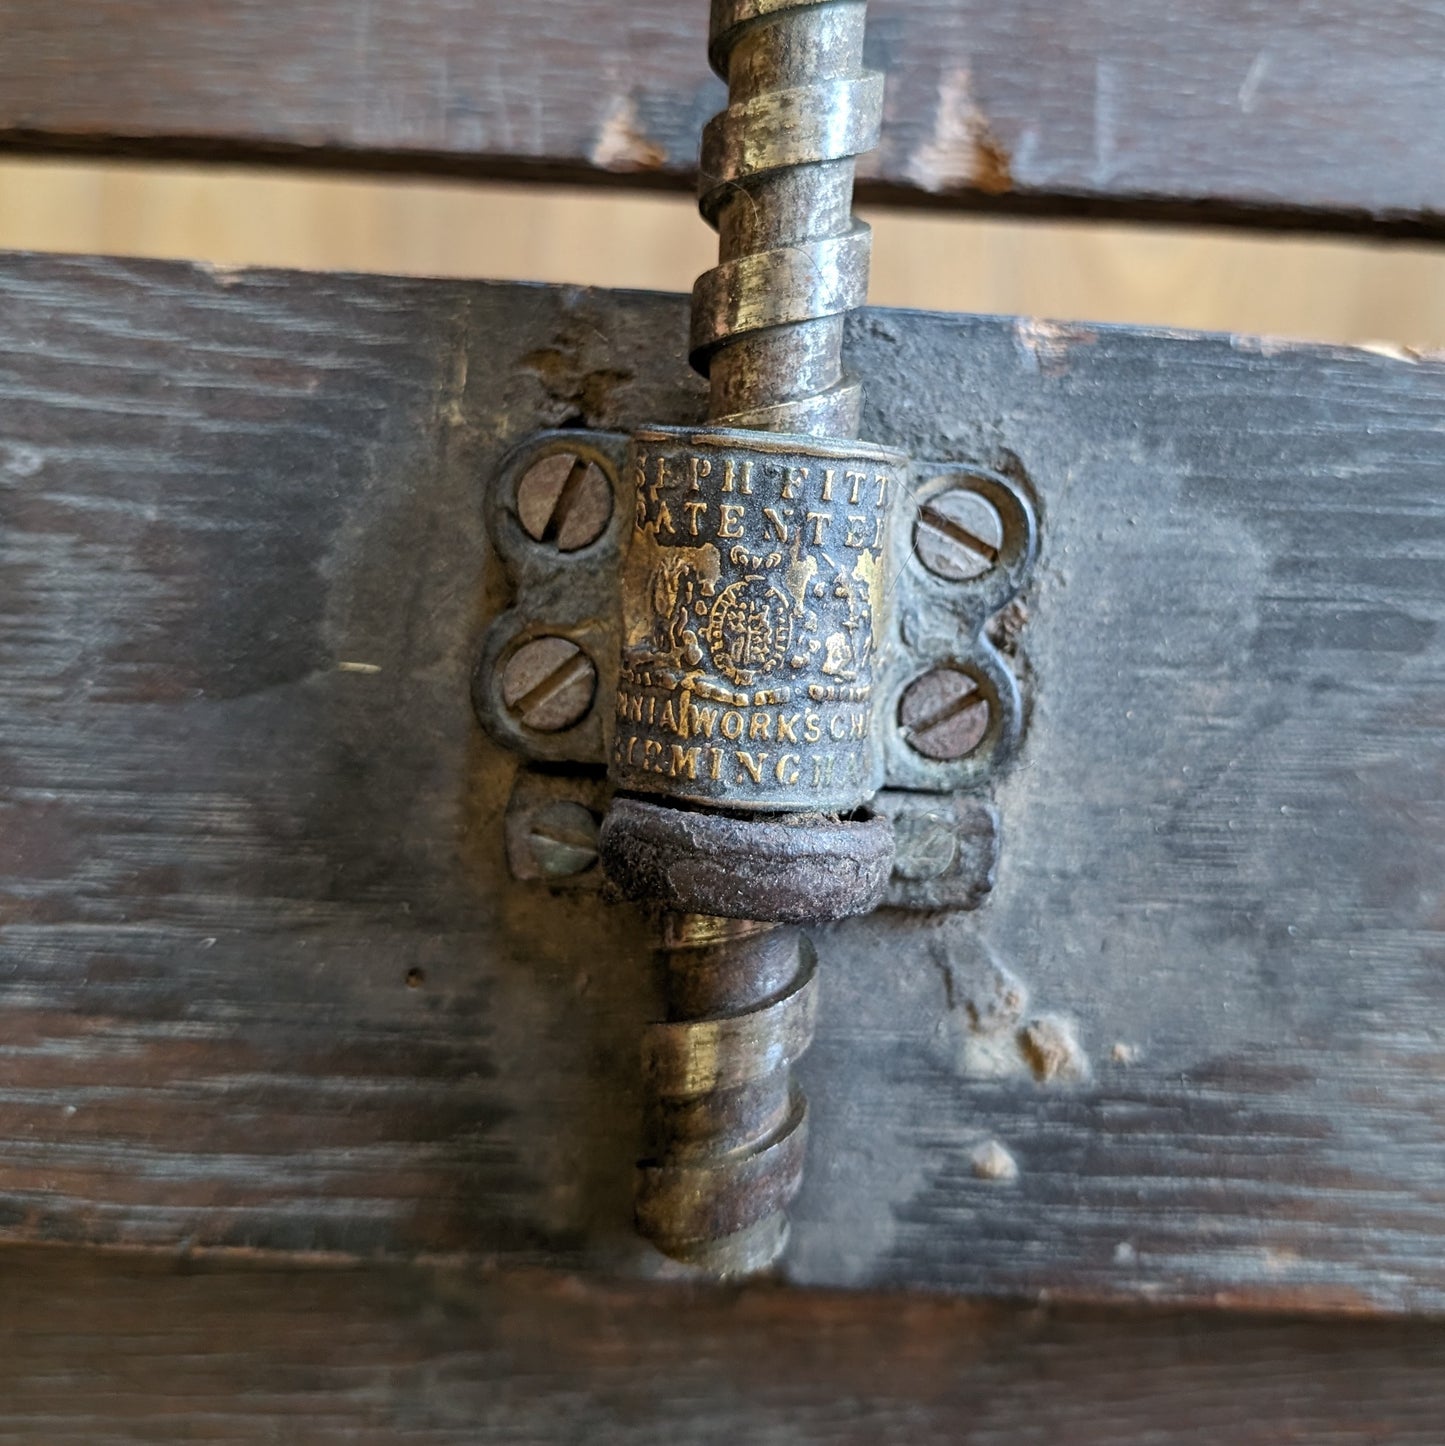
634,915,816,1274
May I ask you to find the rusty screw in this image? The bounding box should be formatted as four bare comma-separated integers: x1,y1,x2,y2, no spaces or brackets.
502,636,598,733
914,485,1004,582
516,451,613,553
899,666,992,761
525,800,601,878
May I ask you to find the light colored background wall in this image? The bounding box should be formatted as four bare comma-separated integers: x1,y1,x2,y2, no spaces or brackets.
2,159,1443,349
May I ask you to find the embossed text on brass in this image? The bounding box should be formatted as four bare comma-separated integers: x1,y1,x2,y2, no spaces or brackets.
614,428,906,812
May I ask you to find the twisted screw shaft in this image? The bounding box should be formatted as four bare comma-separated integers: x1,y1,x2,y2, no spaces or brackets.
635,0,883,1274
635,916,816,1273
692,0,883,439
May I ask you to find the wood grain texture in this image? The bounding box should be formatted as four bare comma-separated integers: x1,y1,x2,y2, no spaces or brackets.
2,1249,1444,1444
1,1,1444,236
0,253,1442,1313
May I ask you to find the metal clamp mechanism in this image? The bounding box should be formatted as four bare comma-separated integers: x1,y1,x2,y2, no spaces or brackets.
475,0,1038,1275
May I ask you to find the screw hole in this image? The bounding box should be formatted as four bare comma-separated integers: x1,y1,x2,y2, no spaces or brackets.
405,968,426,989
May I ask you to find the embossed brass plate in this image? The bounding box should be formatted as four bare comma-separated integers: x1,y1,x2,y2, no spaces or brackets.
614,428,907,812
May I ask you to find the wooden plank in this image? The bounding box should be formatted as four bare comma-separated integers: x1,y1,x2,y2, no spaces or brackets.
1,2,1444,236
1,1248,1444,1444
0,252,1442,1313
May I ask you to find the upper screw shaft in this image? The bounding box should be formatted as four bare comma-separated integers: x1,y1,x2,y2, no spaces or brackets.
692,0,884,438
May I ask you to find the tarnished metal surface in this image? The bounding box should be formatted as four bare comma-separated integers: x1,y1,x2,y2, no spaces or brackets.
601,0,894,1273
483,442,1041,803
503,770,608,886
898,665,993,761
875,791,1000,913
693,0,883,437
474,430,630,768
914,486,1006,583
515,449,614,553
613,427,904,811
501,635,598,735
880,463,1038,795
634,918,815,1271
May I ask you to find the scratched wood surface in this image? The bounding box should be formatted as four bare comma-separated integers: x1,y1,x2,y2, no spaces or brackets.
3,1249,1445,1445
0,253,1443,1313
2,2,1444,236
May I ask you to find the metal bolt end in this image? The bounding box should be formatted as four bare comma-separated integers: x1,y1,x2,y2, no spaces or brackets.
501,636,598,733
898,666,993,761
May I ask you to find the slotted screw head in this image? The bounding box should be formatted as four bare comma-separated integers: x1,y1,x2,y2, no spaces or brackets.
502,636,598,733
526,800,601,878
892,810,958,880
914,486,1005,582
516,452,613,552
898,667,992,761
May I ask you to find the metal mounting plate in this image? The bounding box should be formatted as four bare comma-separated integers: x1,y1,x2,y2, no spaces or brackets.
476,435,1039,803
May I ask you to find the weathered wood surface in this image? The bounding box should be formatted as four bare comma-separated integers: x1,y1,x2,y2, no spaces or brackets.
8,1249,1445,1440
1,1249,1444,1444
2,2,1445,236
0,252,1442,1312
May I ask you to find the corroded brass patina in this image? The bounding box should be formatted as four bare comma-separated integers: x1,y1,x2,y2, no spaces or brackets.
614,428,906,812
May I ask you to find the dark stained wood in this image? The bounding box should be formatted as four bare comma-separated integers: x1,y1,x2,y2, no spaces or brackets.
0,253,1443,1313
1,2,1444,236
1,1248,1444,1444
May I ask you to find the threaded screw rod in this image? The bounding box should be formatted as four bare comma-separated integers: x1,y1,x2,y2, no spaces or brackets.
692,0,884,438
627,0,885,1275
634,915,816,1273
